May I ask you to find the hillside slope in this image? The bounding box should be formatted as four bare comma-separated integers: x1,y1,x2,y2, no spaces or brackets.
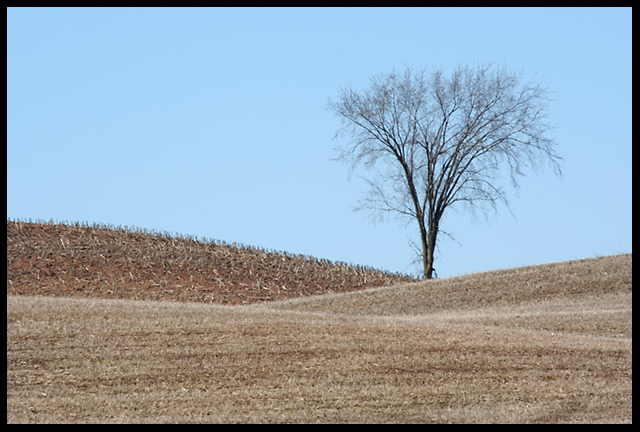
7,225,632,423
7,253,632,423
6,220,414,305
265,254,632,317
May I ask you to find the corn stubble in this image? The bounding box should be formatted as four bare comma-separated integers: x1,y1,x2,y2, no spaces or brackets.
6,220,413,305
6,221,632,423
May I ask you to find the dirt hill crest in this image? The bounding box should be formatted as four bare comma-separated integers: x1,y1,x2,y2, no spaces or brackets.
6,219,414,305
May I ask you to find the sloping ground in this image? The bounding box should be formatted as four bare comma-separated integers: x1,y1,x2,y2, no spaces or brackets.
6,220,414,305
7,254,632,423
265,254,632,317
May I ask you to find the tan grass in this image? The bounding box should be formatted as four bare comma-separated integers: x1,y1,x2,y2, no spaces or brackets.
266,254,632,317
6,255,632,423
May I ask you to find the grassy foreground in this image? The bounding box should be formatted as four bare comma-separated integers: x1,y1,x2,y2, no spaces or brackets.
6,254,632,423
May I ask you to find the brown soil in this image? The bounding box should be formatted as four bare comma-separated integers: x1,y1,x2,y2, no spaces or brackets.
6,219,415,305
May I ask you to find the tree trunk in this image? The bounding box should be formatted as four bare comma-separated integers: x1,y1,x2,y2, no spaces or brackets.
419,222,430,279
421,219,438,279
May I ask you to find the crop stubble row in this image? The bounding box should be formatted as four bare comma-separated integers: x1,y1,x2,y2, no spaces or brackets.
6,219,414,305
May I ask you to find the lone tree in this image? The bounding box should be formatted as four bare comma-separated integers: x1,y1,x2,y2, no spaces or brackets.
329,64,562,279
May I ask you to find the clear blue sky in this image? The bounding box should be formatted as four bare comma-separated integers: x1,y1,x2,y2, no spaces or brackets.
7,7,632,278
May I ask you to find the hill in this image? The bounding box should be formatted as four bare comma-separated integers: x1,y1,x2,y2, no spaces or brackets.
6,219,632,422
6,219,414,304
7,253,632,423
7,221,633,423
265,253,632,318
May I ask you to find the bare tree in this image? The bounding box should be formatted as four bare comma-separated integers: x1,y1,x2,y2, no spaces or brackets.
328,64,562,279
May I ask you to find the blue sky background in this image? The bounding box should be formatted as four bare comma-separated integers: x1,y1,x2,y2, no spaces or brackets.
7,7,632,278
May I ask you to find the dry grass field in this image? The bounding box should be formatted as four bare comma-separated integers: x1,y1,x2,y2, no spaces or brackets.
6,221,632,423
